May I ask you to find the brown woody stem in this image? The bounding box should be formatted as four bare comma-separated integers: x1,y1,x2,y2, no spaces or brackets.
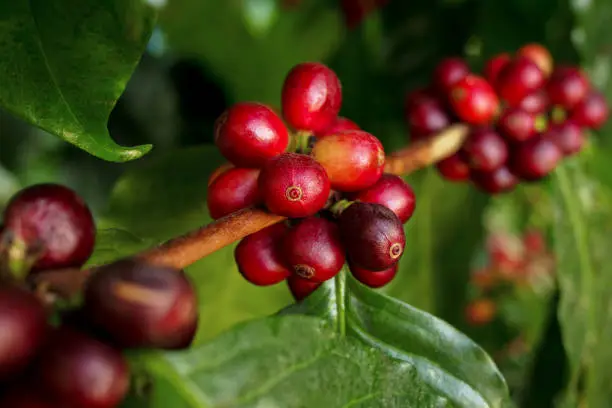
33,125,469,297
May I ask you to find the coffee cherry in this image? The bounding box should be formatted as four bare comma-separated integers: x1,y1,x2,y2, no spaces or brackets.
287,275,321,301
449,74,499,125
349,262,398,288
498,108,537,142
258,152,330,217
311,130,385,192
339,202,406,271
316,116,360,138
207,167,261,219
404,87,439,113
547,67,590,110
0,285,47,379
234,223,291,286
517,89,549,114
433,57,470,94
570,91,609,130
3,183,95,271
497,57,545,106
407,97,452,137
84,259,198,349
547,121,585,156
281,62,342,132
517,43,553,77
461,127,508,172
436,153,470,181
284,217,345,282
0,388,53,408
349,174,416,223
208,162,234,186
509,135,563,180
471,166,518,194
484,53,511,87
340,0,389,29
38,328,129,408
214,102,289,167
465,299,496,326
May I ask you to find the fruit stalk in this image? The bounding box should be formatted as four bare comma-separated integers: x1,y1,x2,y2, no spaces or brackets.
33,125,469,296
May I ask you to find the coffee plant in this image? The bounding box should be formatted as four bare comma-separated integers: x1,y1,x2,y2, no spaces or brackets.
0,1,611,407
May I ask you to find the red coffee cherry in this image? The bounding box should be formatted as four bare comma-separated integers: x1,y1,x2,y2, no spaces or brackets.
465,299,496,326
404,87,439,113
214,102,289,167
3,183,95,271
38,328,130,408
349,262,398,288
517,89,549,114
436,153,471,181
497,57,546,106
258,153,330,217
234,223,291,286
471,166,518,194
509,135,563,181
517,43,553,77
547,66,590,109
208,162,234,186
339,202,406,271
570,91,609,130
316,116,360,138
449,74,499,125
498,108,537,142
349,174,416,224
484,53,511,87
207,167,261,219
311,130,385,192
340,0,389,29
461,127,508,172
433,57,470,95
284,217,345,282
406,97,452,137
281,62,342,132
287,275,321,301
546,121,585,156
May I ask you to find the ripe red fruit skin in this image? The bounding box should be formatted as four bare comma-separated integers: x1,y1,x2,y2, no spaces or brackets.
287,276,321,301
0,285,47,379
547,121,585,156
316,116,360,138
461,127,508,172
433,57,470,94
497,57,546,106
517,89,549,114
234,223,291,286
38,328,129,408
498,108,537,142
208,162,234,186
547,67,590,109
449,74,499,125
214,102,289,167
406,97,452,137
339,202,406,271
509,135,563,180
283,217,345,282
465,299,496,326
484,53,511,87
570,91,609,130
3,183,95,271
84,259,198,349
517,43,553,77
404,87,439,114
207,167,261,219
436,153,471,181
258,153,330,217
311,130,385,192
471,166,518,194
281,62,342,133
349,174,416,224
349,262,398,288
340,0,389,29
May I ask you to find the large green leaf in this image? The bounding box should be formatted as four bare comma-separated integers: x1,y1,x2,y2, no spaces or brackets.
100,146,292,343
122,314,507,408
282,271,510,407
0,0,156,162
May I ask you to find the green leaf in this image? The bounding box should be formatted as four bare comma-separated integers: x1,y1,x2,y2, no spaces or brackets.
123,315,503,408
102,146,291,343
0,1,156,162
281,271,510,407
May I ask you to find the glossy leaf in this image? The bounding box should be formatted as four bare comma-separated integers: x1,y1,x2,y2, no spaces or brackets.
101,146,291,343
282,271,510,407
0,1,156,161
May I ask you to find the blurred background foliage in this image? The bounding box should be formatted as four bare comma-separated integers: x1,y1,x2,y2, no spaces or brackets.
2,0,612,406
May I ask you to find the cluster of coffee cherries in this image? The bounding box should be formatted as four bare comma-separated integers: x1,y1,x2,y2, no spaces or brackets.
405,43,609,194
207,62,415,300
0,184,198,407
282,0,389,30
